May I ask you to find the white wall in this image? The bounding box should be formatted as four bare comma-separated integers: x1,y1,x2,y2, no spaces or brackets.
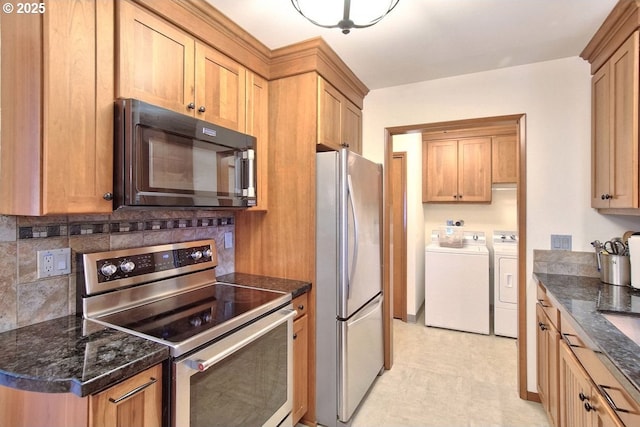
362,56,640,393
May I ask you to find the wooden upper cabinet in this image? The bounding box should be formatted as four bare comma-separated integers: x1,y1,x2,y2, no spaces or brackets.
492,134,518,183
117,1,249,132
318,77,363,153
591,31,639,209
423,138,491,203
0,0,114,215
117,0,195,114
246,72,269,211
195,42,247,130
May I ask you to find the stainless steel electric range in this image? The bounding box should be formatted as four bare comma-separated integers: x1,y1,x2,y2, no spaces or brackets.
78,240,295,427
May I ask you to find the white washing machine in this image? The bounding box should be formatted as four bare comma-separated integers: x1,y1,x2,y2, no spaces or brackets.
493,230,518,338
425,230,489,335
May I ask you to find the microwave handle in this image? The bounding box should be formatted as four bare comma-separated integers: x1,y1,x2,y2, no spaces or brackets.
242,149,256,198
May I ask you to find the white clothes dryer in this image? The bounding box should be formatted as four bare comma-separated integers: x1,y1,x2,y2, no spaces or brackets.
425,230,489,335
493,231,518,338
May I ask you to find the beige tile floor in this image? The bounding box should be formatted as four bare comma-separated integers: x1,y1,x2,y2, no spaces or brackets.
349,313,551,427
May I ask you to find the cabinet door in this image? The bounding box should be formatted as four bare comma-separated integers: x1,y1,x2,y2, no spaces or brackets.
342,99,363,154
458,137,492,202
292,314,309,425
117,0,195,115
536,304,550,413
492,134,518,183
89,364,162,427
592,63,611,208
195,42,246,131
423,139,459,202
318,77,343,151
0,0,114,215
246,72,269,211
609,31,639,208
560,341,596,427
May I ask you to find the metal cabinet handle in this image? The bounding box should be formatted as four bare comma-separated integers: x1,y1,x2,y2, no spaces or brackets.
108,377,157,404
187,102,195,110
198,106,206,113
584,402,594,412
579,392,587,401
297,304,304,310
538,321,547,331
103,192,113,201
599,385,632,414
562,333,583,348
537,298,550,308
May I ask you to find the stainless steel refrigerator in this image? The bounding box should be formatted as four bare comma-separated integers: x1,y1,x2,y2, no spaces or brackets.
316,148,384,427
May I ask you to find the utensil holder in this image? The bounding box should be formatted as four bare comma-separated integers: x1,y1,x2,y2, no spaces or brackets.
600,253,630,286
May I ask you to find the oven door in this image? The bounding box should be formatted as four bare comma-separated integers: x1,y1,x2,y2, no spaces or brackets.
173,307,296,427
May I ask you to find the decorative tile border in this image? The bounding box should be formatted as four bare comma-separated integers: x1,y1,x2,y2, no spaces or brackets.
18,216,234,240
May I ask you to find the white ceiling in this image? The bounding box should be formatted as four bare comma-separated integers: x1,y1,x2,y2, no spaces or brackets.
205,0,618,90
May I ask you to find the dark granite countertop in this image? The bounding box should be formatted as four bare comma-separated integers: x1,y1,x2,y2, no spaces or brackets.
534,273,640,403
217,272,311,298
0,316,168,397
0,273,310,397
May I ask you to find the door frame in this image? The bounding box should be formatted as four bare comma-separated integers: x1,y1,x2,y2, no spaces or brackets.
382,114,529,399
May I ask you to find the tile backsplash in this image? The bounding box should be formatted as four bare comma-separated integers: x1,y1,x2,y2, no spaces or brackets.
533,249,600,278
0,209,235,332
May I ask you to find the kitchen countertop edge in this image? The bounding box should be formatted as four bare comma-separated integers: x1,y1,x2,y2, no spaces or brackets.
0,273,311,397
534,272,640,403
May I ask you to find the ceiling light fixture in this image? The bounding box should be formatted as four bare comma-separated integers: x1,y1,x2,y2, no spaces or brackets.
291,0,400,35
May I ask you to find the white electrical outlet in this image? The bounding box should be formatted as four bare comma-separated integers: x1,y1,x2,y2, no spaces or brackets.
37,248,71,278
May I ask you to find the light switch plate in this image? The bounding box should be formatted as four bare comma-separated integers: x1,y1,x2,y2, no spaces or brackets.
550,235,572,251
37,248,71,278
224,232,233,249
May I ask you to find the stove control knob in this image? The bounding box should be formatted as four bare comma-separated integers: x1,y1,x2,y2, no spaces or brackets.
100,263,118,277
190,316,202,327
120,260,136,273
190,251,203,261
202,248,212,259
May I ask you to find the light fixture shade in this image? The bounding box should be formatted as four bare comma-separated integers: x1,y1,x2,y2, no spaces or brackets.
291,0,400,34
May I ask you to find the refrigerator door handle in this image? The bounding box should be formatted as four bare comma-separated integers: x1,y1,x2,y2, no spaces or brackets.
347,174,359,298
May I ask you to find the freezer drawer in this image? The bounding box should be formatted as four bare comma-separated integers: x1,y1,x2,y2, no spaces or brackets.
338,294,384,422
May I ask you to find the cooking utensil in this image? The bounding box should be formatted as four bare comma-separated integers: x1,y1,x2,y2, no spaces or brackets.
604,239,626,255
592,240,603,271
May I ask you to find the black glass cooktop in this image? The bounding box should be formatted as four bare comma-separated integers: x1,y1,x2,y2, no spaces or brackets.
98,283,286,344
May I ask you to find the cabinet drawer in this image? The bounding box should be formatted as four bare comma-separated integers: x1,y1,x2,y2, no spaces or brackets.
562,315,640,426
537,283,560,328
292,293,308,319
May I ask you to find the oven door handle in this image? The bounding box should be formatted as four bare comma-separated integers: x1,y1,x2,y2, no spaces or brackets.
185,308,296,373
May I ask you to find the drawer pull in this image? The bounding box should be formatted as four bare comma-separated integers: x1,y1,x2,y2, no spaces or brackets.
537,299,550,308
562,333,583,348
108,377,157,404
584,402,594,412
599,385,632,414
538,321,548,331
579,392,588,402
297,304,304,310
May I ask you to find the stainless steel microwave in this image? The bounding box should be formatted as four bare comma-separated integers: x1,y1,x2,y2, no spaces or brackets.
114,98,256,209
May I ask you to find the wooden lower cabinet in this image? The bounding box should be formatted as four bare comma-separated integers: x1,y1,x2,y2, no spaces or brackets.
89,364,162,427
536,302,560,427
559,341,623,427
292,293,309,425
0,364,162,427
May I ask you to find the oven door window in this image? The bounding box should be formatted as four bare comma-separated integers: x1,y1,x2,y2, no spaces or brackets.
174,313,292,427
136,126,240,202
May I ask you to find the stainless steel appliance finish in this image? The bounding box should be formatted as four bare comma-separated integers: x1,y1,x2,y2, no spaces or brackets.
114,98,257,209
316,149,384,427
78,240,294,427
